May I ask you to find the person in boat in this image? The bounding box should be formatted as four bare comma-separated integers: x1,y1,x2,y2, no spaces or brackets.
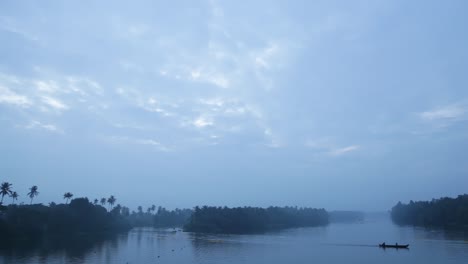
381,242,386,247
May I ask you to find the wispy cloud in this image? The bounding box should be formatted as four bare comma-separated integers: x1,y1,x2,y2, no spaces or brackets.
0,16,40,42
419,104,466,121
417,103,468,130
0,71,103,115
106,136,171,152
329,145,361,156
306,138,360,157
253,43,279,70
23,120,63,133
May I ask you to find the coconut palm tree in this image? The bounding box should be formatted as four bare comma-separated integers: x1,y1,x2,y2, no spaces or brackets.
100,198,106,206
63,192,73,204
11,191,19,204
0,182,13,204
151,204,156,213
27,185,39,204
93,199,99,205
107,195,116,210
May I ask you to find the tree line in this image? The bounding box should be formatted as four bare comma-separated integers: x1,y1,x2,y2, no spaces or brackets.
0,197,130,246
391,194,468,227
0,181,192,246
184,206,329,234
1,181,331,241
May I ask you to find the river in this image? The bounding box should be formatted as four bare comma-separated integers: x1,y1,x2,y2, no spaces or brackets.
1,214,467,264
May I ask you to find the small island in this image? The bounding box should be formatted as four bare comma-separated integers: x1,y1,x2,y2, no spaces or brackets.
184,206,329,234
391,194,468,228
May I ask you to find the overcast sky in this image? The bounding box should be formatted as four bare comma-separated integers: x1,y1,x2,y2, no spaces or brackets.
1,0,467,211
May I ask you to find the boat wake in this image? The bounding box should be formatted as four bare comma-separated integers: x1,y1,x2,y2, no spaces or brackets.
325,243,378,248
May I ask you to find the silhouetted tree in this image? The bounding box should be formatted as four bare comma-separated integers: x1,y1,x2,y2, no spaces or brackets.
10,191,19,204
100,198,106,206
111,204,122,215
27,185,39,204
137,206,143,214
93,199,99,205
121,206,130,217
107,195,116,210
1,182,13,204
63,192,73,204
151,204,156,212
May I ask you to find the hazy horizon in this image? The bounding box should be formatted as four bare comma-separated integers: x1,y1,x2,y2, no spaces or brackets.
1,0,468,212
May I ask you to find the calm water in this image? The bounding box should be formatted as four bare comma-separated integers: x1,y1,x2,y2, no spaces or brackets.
1,215,468,264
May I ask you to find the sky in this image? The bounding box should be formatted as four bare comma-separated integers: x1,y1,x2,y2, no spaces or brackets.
1,0,468,211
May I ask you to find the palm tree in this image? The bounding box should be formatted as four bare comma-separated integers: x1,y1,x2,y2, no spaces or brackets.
0,182,13,204
63,192,73,204
151,204,156,213
93,199,99,205
11,191,19,204
107,195,116,210
100,198,106,206
27,185,39,204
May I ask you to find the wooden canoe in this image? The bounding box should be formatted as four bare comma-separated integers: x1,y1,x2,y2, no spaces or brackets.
379,243,409,249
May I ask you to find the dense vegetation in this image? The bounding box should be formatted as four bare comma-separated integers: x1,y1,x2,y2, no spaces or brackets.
0,198,130,246
1,181,331,241
184,206,329,234
127,206,192,228
329,211,364,223
0,181,194,247
391,194,468,228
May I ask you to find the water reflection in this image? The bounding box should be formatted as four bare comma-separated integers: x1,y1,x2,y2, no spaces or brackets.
0,233,120,264
1,222,468,264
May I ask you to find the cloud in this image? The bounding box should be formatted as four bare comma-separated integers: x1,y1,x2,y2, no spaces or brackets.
193,116,214,128
329,145,361,156
419,104,466,121
106,136,171,152
0,86,32,107
41,96,69,111
253,43,279,70
0,71,104,116
24,120,63,133
416,103,468,132
0,16,40,42
0,2,302,150
306,138,360,157
167,67,230,89
35,80,60,93
134,139,171,151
